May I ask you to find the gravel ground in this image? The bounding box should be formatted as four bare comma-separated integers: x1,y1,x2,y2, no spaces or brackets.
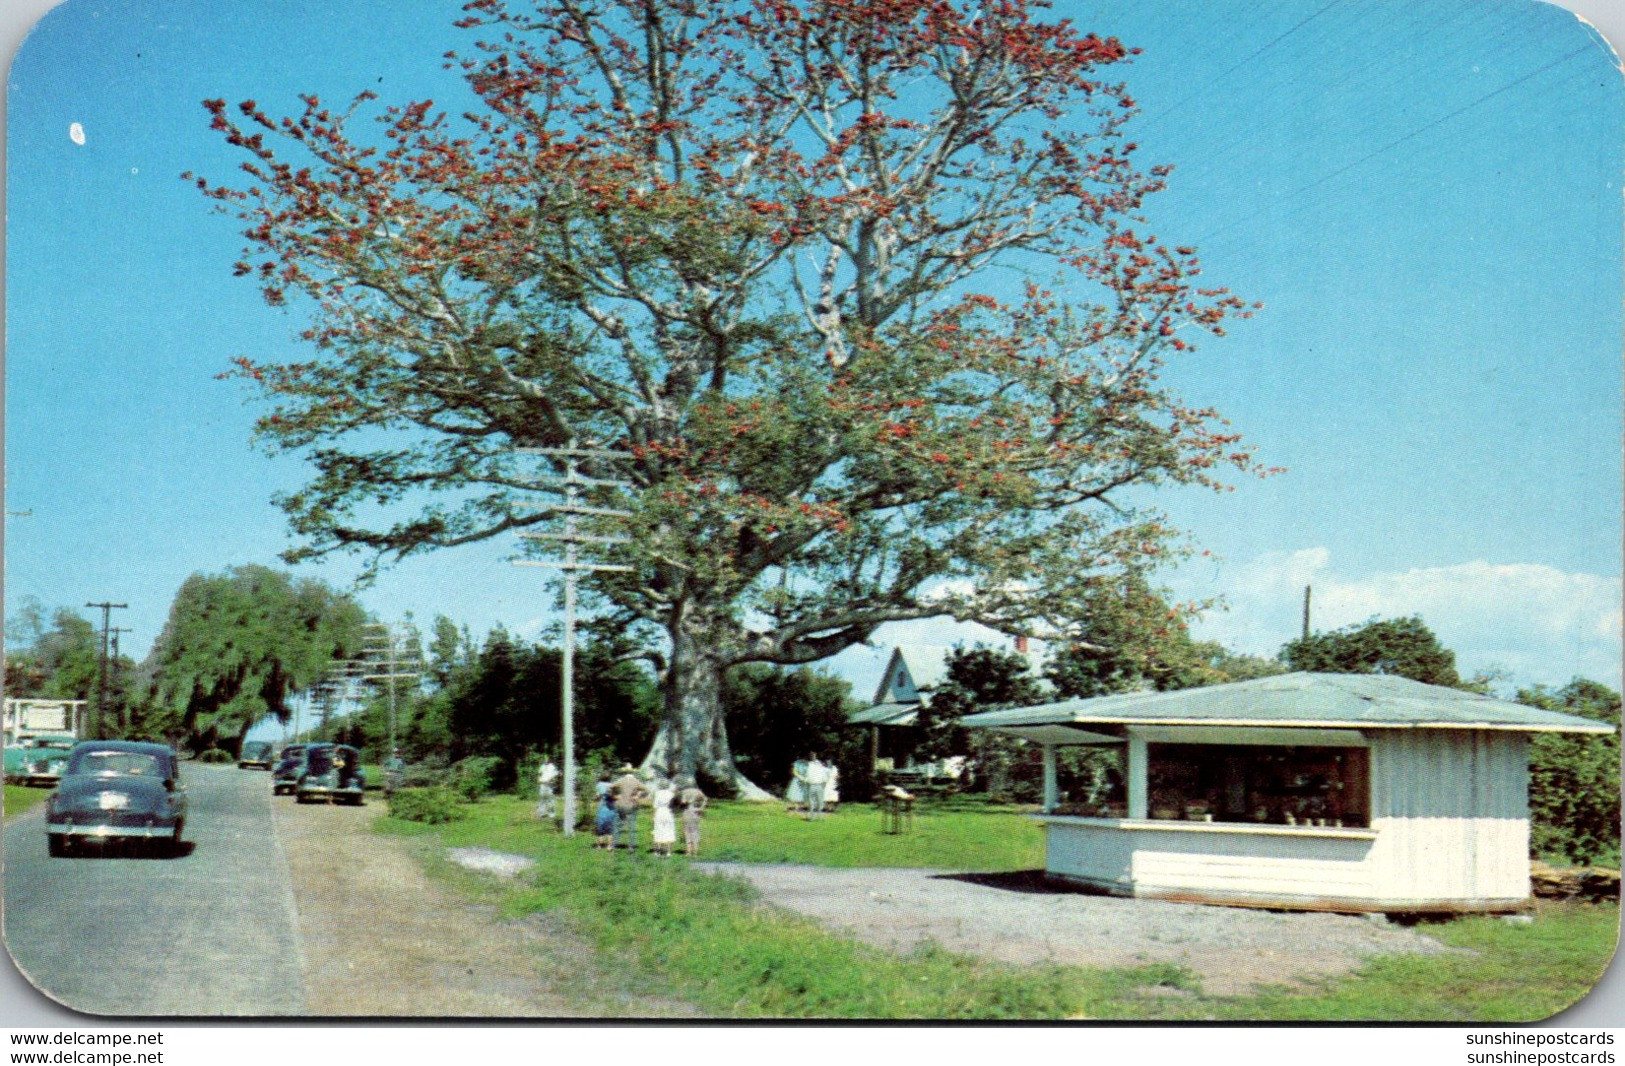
276,799,702,1017
696,863,1462,996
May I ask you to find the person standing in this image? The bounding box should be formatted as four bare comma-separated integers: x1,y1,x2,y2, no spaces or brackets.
593,774,616,850
610,764,648,851
537,758,561,820
802,755,831,820
383,748,406,797
677,776,707,857
650,778,677,857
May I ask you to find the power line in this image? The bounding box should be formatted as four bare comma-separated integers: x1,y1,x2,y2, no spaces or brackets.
1195,41,1594,245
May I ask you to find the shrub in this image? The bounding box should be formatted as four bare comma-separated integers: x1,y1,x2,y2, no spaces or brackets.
452,755,504,801
387,787,465,825
197,748,233,764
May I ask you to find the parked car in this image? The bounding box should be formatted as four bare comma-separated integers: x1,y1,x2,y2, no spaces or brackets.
4,734,77,787
271,744,308,795
295,744,365,805
238,739,275,770
44,741,187,857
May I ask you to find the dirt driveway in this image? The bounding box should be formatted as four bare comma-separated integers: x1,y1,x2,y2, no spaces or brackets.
699,863,1460,996
273,796,697,1017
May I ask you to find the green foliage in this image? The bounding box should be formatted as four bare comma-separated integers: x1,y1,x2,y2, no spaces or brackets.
1046,576,1287,698
1280,615,1462,687
1519,679,1621,867
4,601,102,704
387,787,466,825
195,748,233,764
144,565,366,751
722,665,862,795
452,755,505,801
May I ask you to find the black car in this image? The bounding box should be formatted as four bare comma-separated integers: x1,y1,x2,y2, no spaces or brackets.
238,739,275,770
295,744,365,805
271,744,308,795
45,741,187,857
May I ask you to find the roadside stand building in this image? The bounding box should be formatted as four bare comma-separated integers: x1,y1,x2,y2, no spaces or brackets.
960,672,1615,913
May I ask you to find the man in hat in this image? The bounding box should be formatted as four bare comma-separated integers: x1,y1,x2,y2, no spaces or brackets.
610,764,649,851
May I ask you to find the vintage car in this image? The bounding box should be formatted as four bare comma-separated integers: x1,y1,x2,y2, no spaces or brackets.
238,739,275,770
271,744,309,795
4,734,78,787
45,740,187,857
295,743,365,805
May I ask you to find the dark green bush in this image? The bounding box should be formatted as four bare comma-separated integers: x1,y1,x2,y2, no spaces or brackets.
387,787,466,824
452,755,504,801
197,748,233,764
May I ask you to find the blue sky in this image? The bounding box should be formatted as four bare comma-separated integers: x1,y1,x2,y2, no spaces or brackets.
5,0,1622,698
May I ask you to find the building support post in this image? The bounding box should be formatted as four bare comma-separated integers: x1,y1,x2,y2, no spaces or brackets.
1126,732,1148,820
1041,744,1058,813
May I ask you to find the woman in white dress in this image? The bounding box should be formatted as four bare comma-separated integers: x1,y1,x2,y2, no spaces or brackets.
650,778,678,856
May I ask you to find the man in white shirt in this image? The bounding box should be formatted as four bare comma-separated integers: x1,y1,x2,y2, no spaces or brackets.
801,755,831,820
537,758,560,820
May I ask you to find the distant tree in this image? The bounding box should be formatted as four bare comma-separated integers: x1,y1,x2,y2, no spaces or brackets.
722,664,857,794
1280,615,1462,688
144,565,367,751
1518,679,1620,867
4,601,102,706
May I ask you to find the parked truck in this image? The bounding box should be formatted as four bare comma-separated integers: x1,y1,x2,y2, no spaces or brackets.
4,699,87,787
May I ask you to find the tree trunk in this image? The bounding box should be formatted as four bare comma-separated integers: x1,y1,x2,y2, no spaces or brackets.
641,628,773,800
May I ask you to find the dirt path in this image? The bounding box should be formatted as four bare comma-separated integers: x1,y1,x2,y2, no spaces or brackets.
274,796,691,1017
698,864,1461,997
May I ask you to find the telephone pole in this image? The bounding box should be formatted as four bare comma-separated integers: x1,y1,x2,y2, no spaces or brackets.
109,627,133,734
355,622,422,758
84,601,127,740
515,441,631,837
1302,585,1313,642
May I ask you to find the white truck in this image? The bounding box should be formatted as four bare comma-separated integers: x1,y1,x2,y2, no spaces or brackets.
3,699,87,787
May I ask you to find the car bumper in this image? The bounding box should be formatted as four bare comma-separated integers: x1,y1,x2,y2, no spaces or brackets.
53,823,175,839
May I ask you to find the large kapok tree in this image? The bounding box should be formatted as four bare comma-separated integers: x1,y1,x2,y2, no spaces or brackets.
189,0,1265,791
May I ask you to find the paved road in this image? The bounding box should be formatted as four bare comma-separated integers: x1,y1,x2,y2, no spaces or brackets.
3,764,307,1016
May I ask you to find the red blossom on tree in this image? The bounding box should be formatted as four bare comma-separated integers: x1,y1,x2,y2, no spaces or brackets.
189,0,1266,788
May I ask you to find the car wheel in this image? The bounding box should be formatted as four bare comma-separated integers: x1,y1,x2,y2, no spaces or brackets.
47,834,67,857
168,821,184,858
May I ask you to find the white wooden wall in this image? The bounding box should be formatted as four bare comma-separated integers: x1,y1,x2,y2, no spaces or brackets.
1367,729,1530,902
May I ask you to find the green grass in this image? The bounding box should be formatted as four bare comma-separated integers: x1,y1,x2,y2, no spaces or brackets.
1176,903,1621,1022
697,798,1046,869
3,784,50,820
376,796,1188,1019
378,794,1620,1021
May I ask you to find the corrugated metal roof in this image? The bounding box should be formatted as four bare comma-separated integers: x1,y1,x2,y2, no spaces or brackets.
960,672,1617,736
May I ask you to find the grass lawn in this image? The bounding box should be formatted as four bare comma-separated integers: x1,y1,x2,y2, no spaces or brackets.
698,798,1045,869
3,784,50,820
379,793,1619,1021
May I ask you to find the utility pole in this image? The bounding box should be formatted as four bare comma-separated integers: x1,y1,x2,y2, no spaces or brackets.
515,441,631,837
84,602,127,740
109,627,133,734
1302,585,1313,642
356,622,422,759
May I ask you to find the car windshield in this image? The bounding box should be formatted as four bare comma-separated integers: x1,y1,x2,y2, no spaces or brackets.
71,750,164,777
305,748,337,775
244,742,271,756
